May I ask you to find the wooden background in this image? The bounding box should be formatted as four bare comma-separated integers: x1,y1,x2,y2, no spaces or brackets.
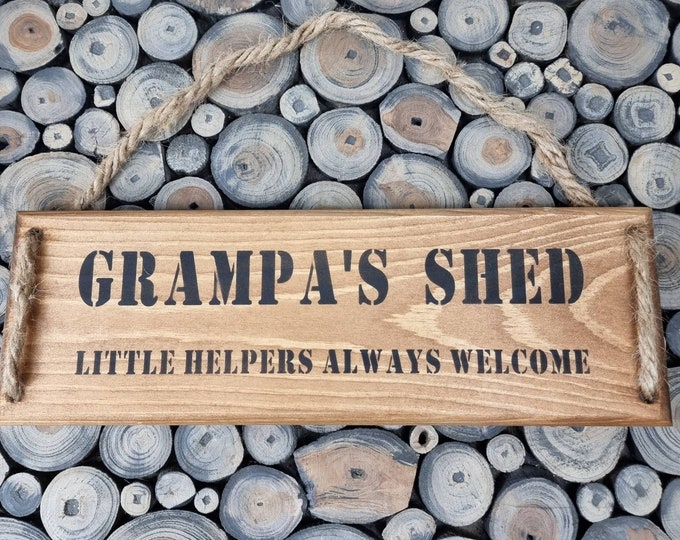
0,0,679,538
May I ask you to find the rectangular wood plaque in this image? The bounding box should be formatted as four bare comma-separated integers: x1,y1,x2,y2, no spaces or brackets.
0,209,671,425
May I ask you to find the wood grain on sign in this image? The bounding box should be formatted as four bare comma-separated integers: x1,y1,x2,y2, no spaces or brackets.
0,209,671,425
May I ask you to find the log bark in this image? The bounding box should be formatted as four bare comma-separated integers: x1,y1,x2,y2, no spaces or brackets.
300,14,403,106
69,16,139,84
631,367,680,473
404,35,456,86
438,0,510,52
613,85,675,145
0,472,42,517
120,482,153,517
211,113,307,208
568,0,669,89
0,517,49,540
99,425,172,479
364,154,468,209
153,177,224,210
309,107,383,180
242,425,298,466
660,478,680,540
220,465,305,540
526,92,576,140
524,426,628,482
42,123,73,151
508,2,567,62
21,67,85,125
488,41,517,70
0,0,64,72
174,425,244,483
155,470,196,509
193,488,219,515
627,143,680,210
574,83,613,123
449,61,504,116
40,466,119,540
544,57,582,96
494,181,555,208
193,13,297,115
0,111,39,165
109,142,167,203
0,69,20,107
294,428,418,524
166,134,209,176
382,508,436,540
613,464,662,517
485,433,526,473
504,61,545,99
108,509,227,540
583,516,671,540
487,477,578,540
191,103,226,139
137,3,197,61
453,117,532,188
55,2,87,31
281,0,337,26
576,483,615,523
74,108,120,157
380,83,460,159
409,7,437,35
418,442,494,526
566,124,628,185
408,425,439,455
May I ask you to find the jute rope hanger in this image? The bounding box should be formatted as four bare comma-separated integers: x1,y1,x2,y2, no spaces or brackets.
1,11,661,404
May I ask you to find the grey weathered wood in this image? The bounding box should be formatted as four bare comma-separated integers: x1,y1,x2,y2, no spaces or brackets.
453,117,532,188
0,111,39,165
300,14,403,106
155,470,196,509
109,142,167,203
295,428,417,524
55,2,87,31
21,67,85,125
82,0,110,16
583,516,671,540
112,0,150,16
0,69,20,107
409,7,437,35
594,184,634,207
0,0,64,72
666,311,680,357
409,425,438,455
279,84,320,127
349,0,428,13
94,85,116,108
382,508,436,540
613,85,675,145
117,63,193,141
69,16,139,84
289,525,372,540
137,2,197,61
220,465,305,540
281,0,337,26
613,464,662,517
469,187,495,208
120,482,153,517
0,265,8,324
0,472,42,517
526,92,576,140
574,83,614,122
508,2,567,61
627,143,680,209
301,425,345,434
544,57,582,96
450,61,505,116
74,108,120,157
435,426,505,442
365,154,468,209
173,0,263,16
153,177,224,210
191,103,226,138
487,41,517,70
419,442,493,526
309,108,382,180
524,426,627,482
380,83,460,159
0,152,101,262
487,478,578,540
494,181,555,208
242,425,298,466
109,510,227,539
193,13,297,115
40,466,119,540
504,61,545,99
0,517,49,540
174,425,244,483
652,215,680,310
212,114,307,208
438,0,509,52
166,134,209,176
404,35,456,86
576,483,615,523
568,0,670,89
503,96,526,112
100,425,172,479
530,153,554,188
485,434,526,473
194,488,219,515
660,478,680,539
654,63,680,94
566,124,628,185
42,123,73,151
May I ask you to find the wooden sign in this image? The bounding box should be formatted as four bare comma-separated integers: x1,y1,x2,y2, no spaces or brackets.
0,208,671,425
